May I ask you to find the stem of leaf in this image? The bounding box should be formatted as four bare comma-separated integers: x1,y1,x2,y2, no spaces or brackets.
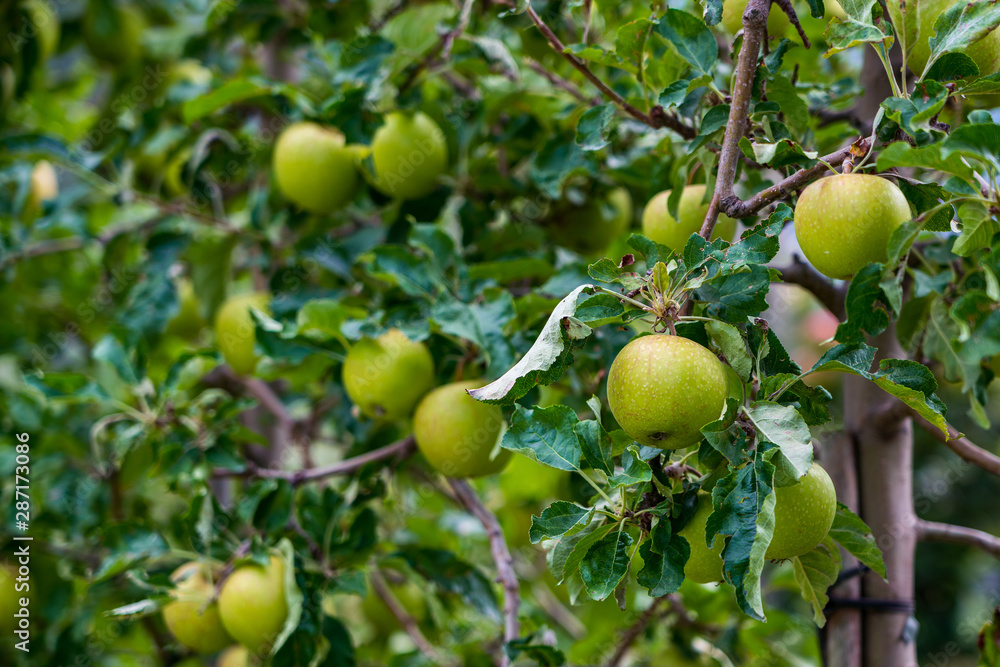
580,470,618,510
594,285,650,312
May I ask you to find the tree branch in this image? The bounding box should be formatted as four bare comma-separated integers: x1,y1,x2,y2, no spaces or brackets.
525,6,695,139
398,0,476,92
370,570,444,661
607,597,668,667
524,56,600,105
916,519,1000,559
906,408,1000,478
773,254,847,319
212,436,417,484
448,478,520,665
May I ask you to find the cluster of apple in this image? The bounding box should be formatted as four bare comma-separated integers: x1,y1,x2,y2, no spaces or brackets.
159,555,289,666
271,111,449,215
606,334,838,580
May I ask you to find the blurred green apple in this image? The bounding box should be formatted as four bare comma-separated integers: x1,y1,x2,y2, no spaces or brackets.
162,562,233,654
218,555,289,656
500,453,568,503
361,576,427,634
83,1,144,65
766,462,837,560
342,329,435,420
214,292,270,376
546,187,633,256
216,645,249,667
166,280,206,339
370,111,448,200
679,493,725,584
607,334,728,449
641,185,737,251
273,122,360,215
794,173,911,280
413,380,510,477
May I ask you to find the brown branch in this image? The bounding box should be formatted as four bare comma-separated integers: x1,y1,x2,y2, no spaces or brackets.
368,0,410,32
700,0,770,238
448,478,520,665
815,107,866,132
370,570,444,661
774,254,847,319
916,519,1000,559
212,436,417,484
525,6,696,139
772,0,810,47
608,597,669,667
524,57,600,105
906,408,1000,478
398,0,475,92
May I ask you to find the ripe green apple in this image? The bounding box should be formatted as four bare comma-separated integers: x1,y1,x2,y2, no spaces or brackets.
794,173,911,280
216,645,249,667
766,461,837,560
546,187,633,256
22,0,60,60
162,562,233,654
273,122,360,215
721,0,791,37
0,566,20,636
902,0,1000,76
413,380,511,477
218,555,289,656
500,453,569,503
25,160,57,217
214,292,270,376
607,334,728,449
166,280,206,339
83,2,144,65
679,493,725,584
361,577,427,634
342,329,435,420
641,185,738,251
370,111,448,200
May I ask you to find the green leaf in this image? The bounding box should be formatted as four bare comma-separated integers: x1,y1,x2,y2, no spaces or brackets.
574,419,615,475
953,201,999,256
835,264,892,343
811,342,877,374
706,320,753,381
879,81,949,137
871,358,948,435
926,52,980,82
548,520,613,582
824,7,892,57
505,636,568,666
615,18,654,66
695,264,771,323
579,528,634,601
470,285,593,405
828,503,887,578
791,537,842,626
588,257,644,291
395,547,501,621
744,402,814,485
925,0,1000,76
654,9,718,77
530,502,592,544
576,104,617,151
896,180,957,233
607,445,653,488
637,520,690,596
182,78,272,123
875,141,975,181
501,404,583,472
942,122,1000,169
271,539,306,657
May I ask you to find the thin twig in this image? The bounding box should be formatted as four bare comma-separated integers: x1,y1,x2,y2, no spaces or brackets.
525,6,696,139
906,408,1000,478
368,0,410,32
607,597,668,667
212,436,417,484
524,57,600,105
370,570,444,661
448,478,520,665
398,0,476,92
774,255,847,319
916,519,1000,559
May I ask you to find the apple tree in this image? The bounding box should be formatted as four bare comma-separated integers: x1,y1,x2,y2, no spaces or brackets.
1,0,1000,666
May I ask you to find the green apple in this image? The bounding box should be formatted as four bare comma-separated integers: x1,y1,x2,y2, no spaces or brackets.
607,334,727,449
679,493,725,584
216,645,249,667
273,122,360,215
25,160,57,217
342,329,435,420
902,0,1000,76
641,185,738,251
166,280,206,339
22,0,60,60
766,461,837,560
361,576,427,634
721,0,791,37
0,566,20,636
214,292,270,376
218,555,289,656
383,2,457,55
500,453,568,503
83,2,144,65
413,380,510,477
546,187,633,256
370,111,448,200
162,562,233,654
794,173,911,280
